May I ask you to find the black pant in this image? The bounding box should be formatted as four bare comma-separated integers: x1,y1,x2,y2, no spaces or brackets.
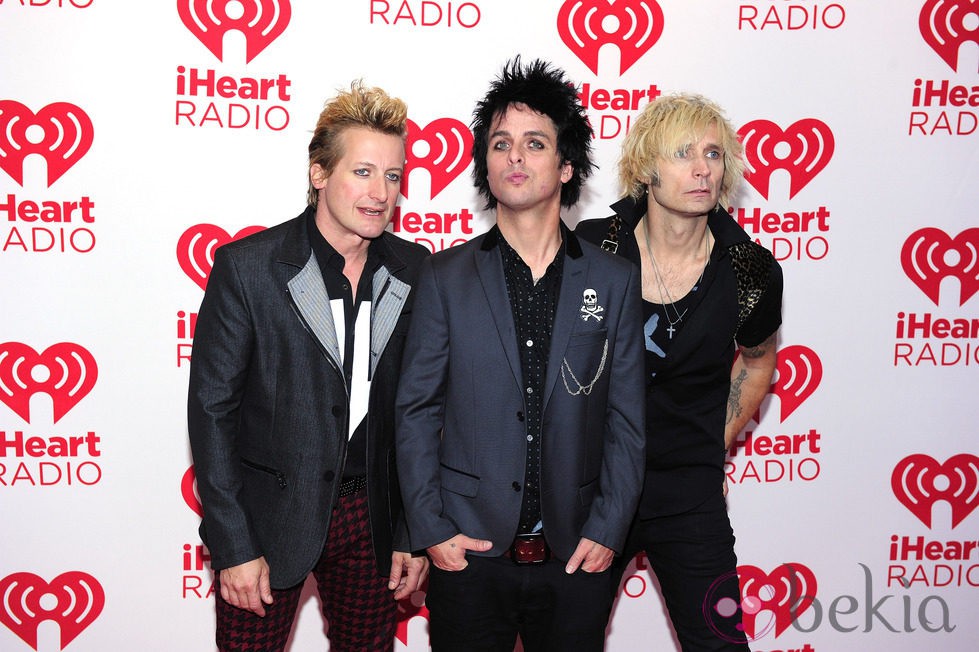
614,491,751,651
426,555,616,651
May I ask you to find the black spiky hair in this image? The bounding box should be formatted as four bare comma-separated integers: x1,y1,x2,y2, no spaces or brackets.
471,56,595,209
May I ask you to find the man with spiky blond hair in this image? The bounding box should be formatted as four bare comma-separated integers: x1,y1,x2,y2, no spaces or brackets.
578,93,783,651
189,81,428,651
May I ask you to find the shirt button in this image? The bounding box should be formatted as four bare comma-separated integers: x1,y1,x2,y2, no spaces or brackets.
516,411,525,421
527,434,533,442
526,387,533,394
331,406,343,417
526,339,534,347
512,482,521,492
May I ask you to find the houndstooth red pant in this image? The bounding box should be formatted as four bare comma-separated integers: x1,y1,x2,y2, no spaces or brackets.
214,487,397,652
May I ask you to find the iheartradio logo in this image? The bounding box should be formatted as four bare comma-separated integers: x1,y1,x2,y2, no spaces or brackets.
919,0,979,72
177,223,265,291
402,118,473,200
0,101,93,187
892,454,979,528
557,0,664,75
765,345,822,423
739,564,817,640
0,343,97,424
704,563,817,642
178,0,291,63
901,227,979,306
0,572,104,650
181,465,203,517
738,119,834,200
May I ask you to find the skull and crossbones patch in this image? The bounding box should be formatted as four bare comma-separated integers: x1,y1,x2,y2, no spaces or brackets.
580,288,605,322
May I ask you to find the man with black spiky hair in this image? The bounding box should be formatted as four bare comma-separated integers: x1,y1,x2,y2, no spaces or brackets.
396,56,646,651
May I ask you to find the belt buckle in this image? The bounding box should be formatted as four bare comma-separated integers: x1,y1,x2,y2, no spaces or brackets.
509,533,549,565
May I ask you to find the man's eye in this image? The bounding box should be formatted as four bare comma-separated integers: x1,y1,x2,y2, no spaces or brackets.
385,172,402,182
673,149,688,159
493,141,510,151
528,140,545,150
706,150,722,160
354,168,369,177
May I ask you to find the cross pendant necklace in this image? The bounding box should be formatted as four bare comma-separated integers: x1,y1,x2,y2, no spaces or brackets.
643,220,711,340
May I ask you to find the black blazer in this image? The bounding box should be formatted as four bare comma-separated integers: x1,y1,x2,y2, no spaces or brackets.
188,209,428,588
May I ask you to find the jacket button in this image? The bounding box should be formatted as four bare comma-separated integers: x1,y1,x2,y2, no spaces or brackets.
512,481,521,492
331,406,343,417
324,471,335,482
516,411,525,422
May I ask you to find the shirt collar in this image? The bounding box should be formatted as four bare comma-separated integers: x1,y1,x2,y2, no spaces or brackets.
305,210,387,273
480,220,583,259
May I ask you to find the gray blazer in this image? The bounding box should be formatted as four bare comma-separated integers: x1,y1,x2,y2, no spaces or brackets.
188,210,428,589
395,226,645,562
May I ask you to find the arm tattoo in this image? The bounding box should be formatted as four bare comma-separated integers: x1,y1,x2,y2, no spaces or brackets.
740,333,776,360
726,368,748,425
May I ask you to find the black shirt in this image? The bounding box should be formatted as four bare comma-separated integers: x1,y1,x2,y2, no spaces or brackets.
576,198,782,517
306,213,384,480
494,226,564,534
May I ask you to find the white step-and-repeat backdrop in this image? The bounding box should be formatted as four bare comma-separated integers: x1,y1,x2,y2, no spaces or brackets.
2,1,977,650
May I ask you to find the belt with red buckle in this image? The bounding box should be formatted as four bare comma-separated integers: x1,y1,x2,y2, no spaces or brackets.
505,533,550,565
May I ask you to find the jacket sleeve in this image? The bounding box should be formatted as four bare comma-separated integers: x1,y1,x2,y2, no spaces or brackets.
187,246,263,571
579,261,646,553
394,257,460,551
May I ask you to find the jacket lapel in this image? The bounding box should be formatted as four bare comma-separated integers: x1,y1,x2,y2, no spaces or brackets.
370,265,410,379
287,253,344,371
475,233,523,389
543,228,587,410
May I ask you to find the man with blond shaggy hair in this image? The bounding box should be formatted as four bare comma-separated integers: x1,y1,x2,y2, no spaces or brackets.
189,81,428,651
577,93,783,650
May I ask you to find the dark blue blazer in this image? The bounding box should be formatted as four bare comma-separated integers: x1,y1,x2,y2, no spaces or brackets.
395,225,645,562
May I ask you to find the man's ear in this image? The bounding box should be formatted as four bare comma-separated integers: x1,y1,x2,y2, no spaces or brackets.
310,163,328,189
560,161,573,183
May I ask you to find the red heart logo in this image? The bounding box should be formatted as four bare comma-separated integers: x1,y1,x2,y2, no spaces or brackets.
177,0,291,63
0,572,105,650
403,118,474,199
177,224,265,291
0,342,98,424
738,563,817,639
557,0,664,75
919,0,979,72
739,119,834,199
901,228,979,306
0,101,93,187
892,454,979,528
764,345,821,423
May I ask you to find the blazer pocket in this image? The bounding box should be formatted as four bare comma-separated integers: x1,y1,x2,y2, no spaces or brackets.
577,477,598,507
439,464,480,498
241,458,288,489
567,328,608,347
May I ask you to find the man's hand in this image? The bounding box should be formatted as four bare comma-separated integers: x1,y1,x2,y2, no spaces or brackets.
219,557,273,616
388,552,430,600
565,537,614,574
426,534,493,571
